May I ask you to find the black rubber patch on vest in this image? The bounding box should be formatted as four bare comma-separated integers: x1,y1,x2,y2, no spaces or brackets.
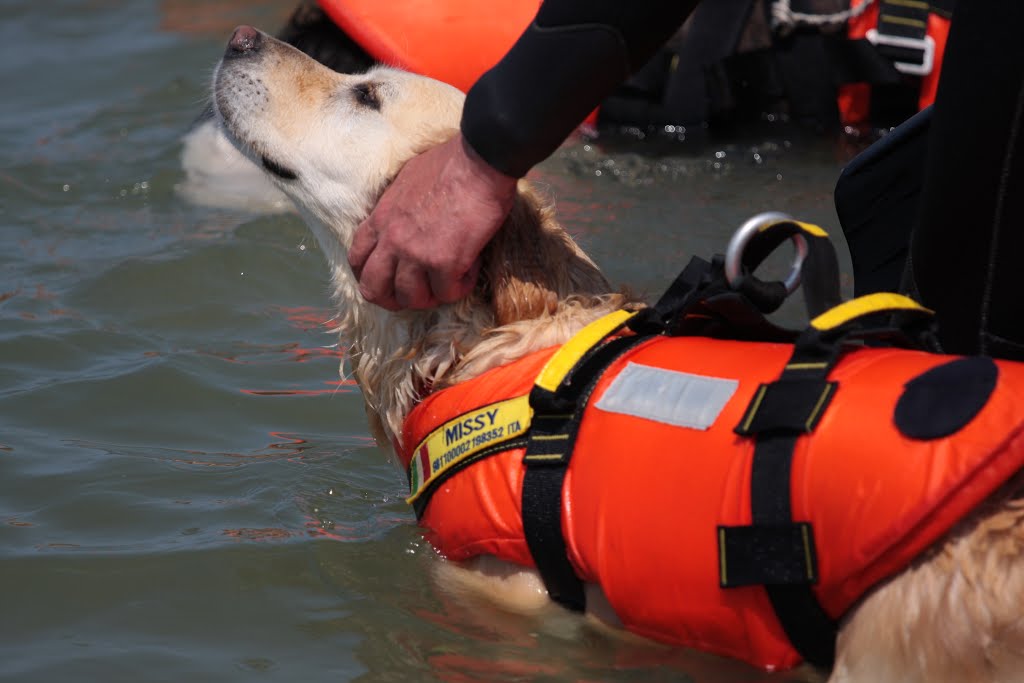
894,357,998,440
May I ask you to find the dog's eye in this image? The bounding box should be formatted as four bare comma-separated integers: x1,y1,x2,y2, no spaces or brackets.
353,82,381,111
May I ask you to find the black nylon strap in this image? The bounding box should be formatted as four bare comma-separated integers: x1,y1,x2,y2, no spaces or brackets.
734,221,842,320
521,334,649,611
826,37,902,86
719,519,818,586
521,411,585,610
627,256,724,336
722,331,843,668
877,0,931,42
764,584,839,666
736,379,836,435
872,1,931,125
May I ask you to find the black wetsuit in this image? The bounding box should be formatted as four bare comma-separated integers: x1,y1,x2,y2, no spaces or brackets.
461,0,700,178
906,1,1024,360
463,0,1024,360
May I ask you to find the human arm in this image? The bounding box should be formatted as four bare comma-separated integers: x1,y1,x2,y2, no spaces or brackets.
463,0,702,177
349,0,702,309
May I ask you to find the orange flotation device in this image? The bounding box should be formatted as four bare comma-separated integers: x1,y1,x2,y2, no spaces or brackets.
398,302,1024,670
316,0,541,93
316,0,598,127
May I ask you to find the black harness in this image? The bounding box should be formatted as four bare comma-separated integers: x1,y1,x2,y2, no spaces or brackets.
516,219,937,669
409,218,937,670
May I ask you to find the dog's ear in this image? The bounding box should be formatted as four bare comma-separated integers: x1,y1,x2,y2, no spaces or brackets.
481,185,609,326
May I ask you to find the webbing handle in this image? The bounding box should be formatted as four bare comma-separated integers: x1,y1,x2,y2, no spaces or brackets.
534,310,635,394
810,292,933,332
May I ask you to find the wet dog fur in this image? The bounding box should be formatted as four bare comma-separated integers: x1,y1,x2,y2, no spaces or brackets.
210,27,1024,683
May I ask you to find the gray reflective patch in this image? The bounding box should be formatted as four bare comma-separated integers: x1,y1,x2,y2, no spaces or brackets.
595,362,739,430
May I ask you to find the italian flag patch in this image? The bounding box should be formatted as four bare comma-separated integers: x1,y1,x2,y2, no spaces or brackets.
409,442,431,494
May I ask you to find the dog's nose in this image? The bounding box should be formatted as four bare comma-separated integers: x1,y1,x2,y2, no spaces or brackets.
225,25,261,58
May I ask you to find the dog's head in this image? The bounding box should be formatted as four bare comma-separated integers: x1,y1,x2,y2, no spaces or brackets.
213,26,464,248
211,26,619,444
211,25,611,323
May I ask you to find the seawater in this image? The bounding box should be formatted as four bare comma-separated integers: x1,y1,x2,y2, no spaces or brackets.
0,1,852,680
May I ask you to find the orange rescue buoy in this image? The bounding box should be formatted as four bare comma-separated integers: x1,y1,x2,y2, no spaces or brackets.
317,0,542,93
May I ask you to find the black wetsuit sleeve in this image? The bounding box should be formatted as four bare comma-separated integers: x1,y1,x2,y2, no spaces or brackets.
461,0,702,178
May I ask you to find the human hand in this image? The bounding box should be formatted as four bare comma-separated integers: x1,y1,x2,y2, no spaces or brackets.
348,134,518,310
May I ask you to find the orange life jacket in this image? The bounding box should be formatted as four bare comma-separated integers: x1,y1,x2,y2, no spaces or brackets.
317,0,539,93
838,0,952,127
398,328,1024,670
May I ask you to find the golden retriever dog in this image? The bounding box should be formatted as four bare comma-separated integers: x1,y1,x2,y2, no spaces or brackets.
210,26,1024,683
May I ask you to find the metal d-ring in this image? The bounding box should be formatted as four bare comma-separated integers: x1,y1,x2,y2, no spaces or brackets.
724,212,808,295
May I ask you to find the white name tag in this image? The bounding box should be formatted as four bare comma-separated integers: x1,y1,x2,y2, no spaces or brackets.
595,362,738,430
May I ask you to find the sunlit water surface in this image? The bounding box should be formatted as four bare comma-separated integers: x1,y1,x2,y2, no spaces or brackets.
1,2,855,680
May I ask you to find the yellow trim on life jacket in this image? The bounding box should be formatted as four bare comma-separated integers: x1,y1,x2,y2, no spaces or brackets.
534,309,636,393
406,395,533,505
810,292,932,331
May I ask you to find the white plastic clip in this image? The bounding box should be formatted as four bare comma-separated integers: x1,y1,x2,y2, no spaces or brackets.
866,28,935,77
